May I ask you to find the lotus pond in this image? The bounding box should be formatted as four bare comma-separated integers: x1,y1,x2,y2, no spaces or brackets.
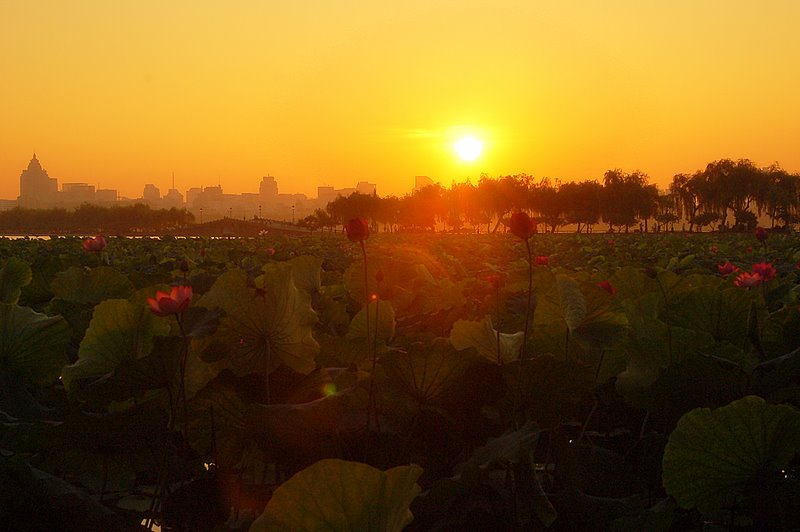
1,231,799,531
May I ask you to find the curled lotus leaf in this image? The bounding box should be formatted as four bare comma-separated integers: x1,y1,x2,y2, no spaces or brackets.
250,459,423,532
0,303,70,386
450,316,523,364
61,298,170,391
662,395,800,515
285,255,323,296
0,257,32,305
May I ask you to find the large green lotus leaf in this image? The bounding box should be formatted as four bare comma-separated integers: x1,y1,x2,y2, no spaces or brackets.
200,267,318,376
345,249,465,318
450,316,523,364
609,266,658,306
347,300,396,344
250,459,423,532
61,299,170,391
571,282,630,350
186,374,249,469
51,266,134,305
662,395,800,515
664,285,755,347
0,257,32,305
0,303,70,386
407,264,466,315
380,338,482,409
556,275,586,332
344,255,424,315
455,420,540,474
77,336,186,407
19,254,63,308
285,255,323,296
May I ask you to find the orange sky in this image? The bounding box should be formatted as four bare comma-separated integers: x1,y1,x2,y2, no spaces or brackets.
2,1,799,200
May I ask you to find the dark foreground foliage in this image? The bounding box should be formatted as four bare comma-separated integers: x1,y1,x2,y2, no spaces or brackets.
0,231,799,531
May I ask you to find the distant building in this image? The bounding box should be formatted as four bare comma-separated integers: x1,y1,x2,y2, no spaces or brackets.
18,154,58,207
356,181,377,195
143,184,161,203
95,189,118,203
317,186,336,206
163,188,184,209
61,183,95,204
259,176,278,198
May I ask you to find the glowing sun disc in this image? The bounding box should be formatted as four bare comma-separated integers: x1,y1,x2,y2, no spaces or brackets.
454,136,483,161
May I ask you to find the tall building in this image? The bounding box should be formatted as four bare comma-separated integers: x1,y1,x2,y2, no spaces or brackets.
143,184,161,203
259,176,278,197
18,154,58,207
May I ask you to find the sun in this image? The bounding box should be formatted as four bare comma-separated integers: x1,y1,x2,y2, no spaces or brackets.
454,136,483,162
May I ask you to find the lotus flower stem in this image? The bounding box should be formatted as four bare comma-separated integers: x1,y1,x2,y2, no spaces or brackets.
522,238,533,360
513,238,535,426
176,315,189,440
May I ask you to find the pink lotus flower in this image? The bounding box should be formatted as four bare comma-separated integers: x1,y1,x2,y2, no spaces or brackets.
734,271,762,288
345,218,369,242
751,262,776,283
82,235,107,252
147,285,193,317
509,212,536,240
755,227,768,242
534,255,549,266
717,262,739,276
266,247,276,256
597,280,616,296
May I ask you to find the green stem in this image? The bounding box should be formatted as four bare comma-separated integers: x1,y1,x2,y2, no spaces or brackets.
522,239,533,359
176,315,189,441
513,238,535,427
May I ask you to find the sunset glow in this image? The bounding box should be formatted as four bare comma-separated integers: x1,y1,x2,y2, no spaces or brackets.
2,2,800,200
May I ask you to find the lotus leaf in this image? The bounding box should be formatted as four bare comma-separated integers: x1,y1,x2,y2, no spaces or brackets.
186,374,250,469
454,420,540,473
250,458,423,532
200,267,318,376
61,298,171,391
51,266,134,305
0,303,70,386
285,255,323,296
380,338,483,409
556,275,587,332
347,299,396,345
450,316,523,364
662,395,800,515
0,257,32,305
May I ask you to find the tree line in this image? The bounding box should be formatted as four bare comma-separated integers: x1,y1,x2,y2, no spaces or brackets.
0,203,194,234
300,158,800,234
